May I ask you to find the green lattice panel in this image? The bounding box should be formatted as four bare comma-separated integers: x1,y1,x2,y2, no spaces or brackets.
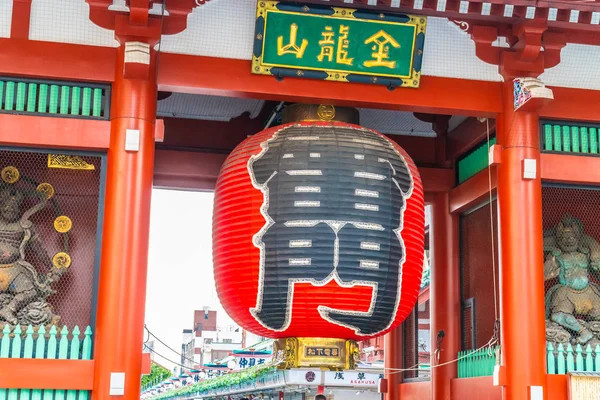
543,122,600,155
457,137,497,184
0,78,108,119
0,325,93,400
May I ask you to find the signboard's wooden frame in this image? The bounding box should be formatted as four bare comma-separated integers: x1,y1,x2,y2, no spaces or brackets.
252,1,427,89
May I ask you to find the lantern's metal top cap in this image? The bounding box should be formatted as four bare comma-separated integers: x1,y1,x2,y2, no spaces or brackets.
282,104,360,124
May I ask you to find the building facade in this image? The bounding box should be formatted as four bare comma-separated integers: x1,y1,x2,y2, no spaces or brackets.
190,309,243,368
180,329,194,373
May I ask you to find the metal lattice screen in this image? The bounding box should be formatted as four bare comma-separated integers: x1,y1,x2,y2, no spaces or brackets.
460,200,499,351
543,185,600,349
403,306,418,380
0,148,104,331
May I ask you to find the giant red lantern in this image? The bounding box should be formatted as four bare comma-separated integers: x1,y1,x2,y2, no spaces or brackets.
213,105,424,342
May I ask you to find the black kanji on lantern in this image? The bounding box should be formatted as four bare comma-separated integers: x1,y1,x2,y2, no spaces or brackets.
249,125,413,336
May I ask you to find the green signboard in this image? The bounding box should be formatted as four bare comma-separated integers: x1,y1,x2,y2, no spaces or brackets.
252,2,426,89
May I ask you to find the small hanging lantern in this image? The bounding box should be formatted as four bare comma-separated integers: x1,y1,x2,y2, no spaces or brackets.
213,104,425,369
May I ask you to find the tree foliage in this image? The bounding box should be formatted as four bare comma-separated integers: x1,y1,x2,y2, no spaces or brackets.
142,363,172,387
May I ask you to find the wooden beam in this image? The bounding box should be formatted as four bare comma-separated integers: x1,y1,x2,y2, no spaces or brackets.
157,54,502,117
540,153,600,184
0,114,164,150
153,149,225,191
0,39,500,115
0,359,94,390
388,135,437,167
419,167,455,193
0,38,116,82
0,113,111,150
541,86,600,123
0,39,598,125
449,166,497,214
449,152,600,214
447,117,496,161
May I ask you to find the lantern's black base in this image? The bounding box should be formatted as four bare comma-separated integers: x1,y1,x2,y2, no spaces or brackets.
281,104,359,124
273,337,359,370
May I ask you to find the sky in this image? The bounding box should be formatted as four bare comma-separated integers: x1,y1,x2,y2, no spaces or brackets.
144,189,234,372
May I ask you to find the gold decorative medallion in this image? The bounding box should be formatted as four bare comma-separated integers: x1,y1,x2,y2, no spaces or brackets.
317,104,336,121
54,216,72,233
1,166,20,184
36,183,55,200
282,104,359,124
52,252,71,269
47,154,95,171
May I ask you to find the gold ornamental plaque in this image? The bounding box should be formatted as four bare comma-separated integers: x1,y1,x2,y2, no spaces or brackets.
48,154,95,171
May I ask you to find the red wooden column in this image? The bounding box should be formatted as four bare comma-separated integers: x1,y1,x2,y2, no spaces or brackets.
496,80,546,400
430,192,460,400
92,41,158,400
384,326,403,400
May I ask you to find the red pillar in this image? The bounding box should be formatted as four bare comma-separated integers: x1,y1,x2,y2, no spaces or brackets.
384,326,403,400
496,81,546,400
430,193,460,400
92,42,157,400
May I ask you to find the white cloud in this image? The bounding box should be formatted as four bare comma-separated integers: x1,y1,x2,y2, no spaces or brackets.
144,189,234,371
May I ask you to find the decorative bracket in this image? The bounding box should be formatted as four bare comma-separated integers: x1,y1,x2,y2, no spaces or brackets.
87,0,200,40
468,20,566,79
472,25,501,65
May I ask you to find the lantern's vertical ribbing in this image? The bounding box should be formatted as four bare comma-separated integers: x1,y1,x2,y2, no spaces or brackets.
212,116,424,340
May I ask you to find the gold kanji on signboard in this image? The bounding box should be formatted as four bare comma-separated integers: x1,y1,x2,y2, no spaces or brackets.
317,25,354,66
317,26,335,62
364,30,401,69
277,23,308,58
